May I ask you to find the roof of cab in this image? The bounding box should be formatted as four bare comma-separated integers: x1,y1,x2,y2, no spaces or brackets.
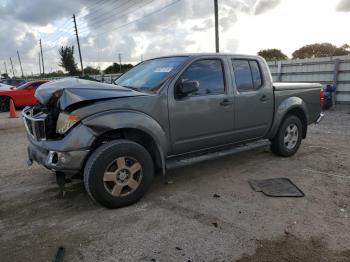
149,53,264,60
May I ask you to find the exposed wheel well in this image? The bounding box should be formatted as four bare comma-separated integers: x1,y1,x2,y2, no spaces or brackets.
0,95,14,103
91,128,164,173
0,96,15,111
284,108,308,138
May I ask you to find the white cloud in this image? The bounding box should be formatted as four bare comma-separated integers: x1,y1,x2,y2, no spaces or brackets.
336,0,350,12
254,0,281,15
0,0,348,76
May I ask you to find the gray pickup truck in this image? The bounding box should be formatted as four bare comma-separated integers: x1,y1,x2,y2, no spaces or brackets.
23,54,324,208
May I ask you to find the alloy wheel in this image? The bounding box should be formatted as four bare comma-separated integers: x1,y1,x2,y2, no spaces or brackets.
103,156,142,197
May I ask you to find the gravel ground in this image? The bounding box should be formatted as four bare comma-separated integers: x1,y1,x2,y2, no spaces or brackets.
0,106,349,262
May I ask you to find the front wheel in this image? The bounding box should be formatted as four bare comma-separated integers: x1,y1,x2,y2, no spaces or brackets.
271,115,302,157
84,139,154,208
0,96,10,112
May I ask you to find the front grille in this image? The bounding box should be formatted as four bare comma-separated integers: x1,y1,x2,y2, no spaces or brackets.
22,107,48,140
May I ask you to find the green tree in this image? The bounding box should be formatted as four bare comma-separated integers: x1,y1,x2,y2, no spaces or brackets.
257,49,288,61
104,63,133,74
46,70,65,78
84,66,100,75
1,73,9,79
292,43,350,59
58,46,78,75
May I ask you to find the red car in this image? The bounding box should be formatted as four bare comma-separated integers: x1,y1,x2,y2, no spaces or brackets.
0,80,49,112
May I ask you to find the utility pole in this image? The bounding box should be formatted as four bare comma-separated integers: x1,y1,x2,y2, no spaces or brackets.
39,39,45,75
38,52,42,76
4,61,9,76
4,62,8,76
17,50,24,78
73,14,84,76
118,53,122,72
214,0,219,53
9,57,15,77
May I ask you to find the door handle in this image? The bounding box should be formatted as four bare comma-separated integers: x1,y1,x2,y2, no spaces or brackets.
259,94,269,102
220,99,233,106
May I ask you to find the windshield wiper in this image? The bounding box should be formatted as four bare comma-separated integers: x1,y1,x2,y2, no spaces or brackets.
119,85,139,91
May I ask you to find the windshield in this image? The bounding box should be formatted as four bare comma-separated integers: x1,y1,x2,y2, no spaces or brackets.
114,56,189,93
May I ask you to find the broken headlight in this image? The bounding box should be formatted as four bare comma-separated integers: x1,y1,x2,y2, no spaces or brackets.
56,112,80,134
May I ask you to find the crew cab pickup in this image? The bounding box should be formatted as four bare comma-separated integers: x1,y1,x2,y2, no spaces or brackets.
23,54,324,208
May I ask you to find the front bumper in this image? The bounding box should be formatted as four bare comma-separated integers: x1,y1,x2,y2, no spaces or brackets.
26,123,96,172
27,143,89,172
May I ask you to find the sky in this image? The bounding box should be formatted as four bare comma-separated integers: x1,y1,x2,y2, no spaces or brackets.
0,0,349,76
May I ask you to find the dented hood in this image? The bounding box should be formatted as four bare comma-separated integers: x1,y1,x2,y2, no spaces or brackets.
35,78,146,110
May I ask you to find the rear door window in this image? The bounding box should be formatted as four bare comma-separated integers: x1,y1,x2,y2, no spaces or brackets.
231,60,254,91
231,59,263,91
249,60,262,89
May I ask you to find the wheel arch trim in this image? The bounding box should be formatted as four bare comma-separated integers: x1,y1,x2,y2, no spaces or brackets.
267,96,309,139
82,110,168,174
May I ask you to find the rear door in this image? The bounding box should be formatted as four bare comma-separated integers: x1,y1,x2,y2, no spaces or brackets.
230,58,274,141
168,57,235,154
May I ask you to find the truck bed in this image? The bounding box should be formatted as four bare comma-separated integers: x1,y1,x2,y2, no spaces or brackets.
274,82,322,91
273,82,322,124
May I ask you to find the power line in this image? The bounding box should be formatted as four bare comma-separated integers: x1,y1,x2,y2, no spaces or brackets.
41,36,76,52
41,0,111,42
78,0,155,34
77,0,130,21
77,0,113,19
39,0,144,55
79,0,140,24
42,25,75,44
22,0,182,73
41,19,73,43
81,0,182,38
45,30,74,44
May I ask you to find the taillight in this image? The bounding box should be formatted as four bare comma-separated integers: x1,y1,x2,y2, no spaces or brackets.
320,88,324,108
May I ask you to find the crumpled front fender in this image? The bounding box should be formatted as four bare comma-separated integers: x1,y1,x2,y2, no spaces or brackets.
82,110,168,172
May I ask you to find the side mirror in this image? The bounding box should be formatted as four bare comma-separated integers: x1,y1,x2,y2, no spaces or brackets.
177,80,199,96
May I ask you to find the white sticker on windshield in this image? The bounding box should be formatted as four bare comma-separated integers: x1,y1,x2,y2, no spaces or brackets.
154,67,173,73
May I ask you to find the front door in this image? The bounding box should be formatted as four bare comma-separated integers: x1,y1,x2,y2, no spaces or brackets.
168,58,235,155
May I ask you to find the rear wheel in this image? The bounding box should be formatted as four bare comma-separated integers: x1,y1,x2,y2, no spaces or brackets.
84,139,154,208
271,115,302,157
0,96,10,112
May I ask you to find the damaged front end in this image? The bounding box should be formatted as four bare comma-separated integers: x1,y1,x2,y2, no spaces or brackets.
23,103,94,172
22,78,146,173
22,98,61,141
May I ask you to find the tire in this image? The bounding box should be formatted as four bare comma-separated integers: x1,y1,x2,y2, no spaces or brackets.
0,96,10,112
84,139,154,208
271,115,303,157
